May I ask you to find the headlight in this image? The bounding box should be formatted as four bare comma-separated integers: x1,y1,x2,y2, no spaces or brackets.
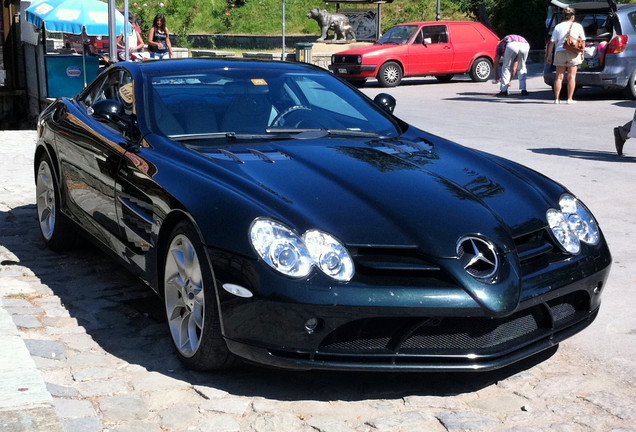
558,195,600,246
547,194,600,254
304,230,354,281
250,219,312,278
249,218,355,281
547,209,580,254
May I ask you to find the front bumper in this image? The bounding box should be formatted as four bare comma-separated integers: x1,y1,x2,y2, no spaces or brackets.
329,64,377,78
220,267,609,372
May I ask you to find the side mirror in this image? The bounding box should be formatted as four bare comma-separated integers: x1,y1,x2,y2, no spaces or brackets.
90,99,124,123
374,93,396,114
423,37,432,45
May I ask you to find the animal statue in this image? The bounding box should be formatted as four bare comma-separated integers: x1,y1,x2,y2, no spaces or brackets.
307,8,356,41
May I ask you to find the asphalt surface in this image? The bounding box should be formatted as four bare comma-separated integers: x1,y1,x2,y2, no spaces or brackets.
0,64,634,431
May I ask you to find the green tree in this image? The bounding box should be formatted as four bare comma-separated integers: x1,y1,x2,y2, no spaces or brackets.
449,0,546,48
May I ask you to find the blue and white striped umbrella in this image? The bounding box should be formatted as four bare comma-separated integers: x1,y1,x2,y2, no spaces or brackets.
26,0,130,36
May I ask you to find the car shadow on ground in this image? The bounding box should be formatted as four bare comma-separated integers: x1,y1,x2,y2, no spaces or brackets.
530,147,636,162
445,85,631,105
2,204,559,402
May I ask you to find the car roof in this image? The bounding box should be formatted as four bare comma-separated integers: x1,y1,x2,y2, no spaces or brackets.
119,58,318,76
394,21,485,27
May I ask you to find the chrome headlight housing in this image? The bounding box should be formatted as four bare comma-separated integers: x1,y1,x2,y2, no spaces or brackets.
249,218,354,281
547,194,600,255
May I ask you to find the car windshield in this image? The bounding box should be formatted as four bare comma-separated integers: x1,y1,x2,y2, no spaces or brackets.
145,68,401,139
377,25,419,44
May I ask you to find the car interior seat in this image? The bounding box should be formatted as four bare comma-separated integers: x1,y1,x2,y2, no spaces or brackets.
221,81,273,133
151,88,185,136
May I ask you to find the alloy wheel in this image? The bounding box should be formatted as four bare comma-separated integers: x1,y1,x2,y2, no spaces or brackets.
36,160,56,241
164,233,205,358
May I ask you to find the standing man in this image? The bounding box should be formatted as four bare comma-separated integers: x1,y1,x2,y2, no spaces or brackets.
493,34,530,97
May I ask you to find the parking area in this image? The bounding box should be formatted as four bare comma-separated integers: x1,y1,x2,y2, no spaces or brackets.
1,64,635,431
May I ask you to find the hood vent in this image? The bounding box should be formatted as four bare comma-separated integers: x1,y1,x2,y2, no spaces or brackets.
370,139,433,156
207,148,292,163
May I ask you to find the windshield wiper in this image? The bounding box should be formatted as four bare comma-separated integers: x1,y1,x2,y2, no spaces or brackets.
266,128,382,139
172,129,383,142
169,132,227,141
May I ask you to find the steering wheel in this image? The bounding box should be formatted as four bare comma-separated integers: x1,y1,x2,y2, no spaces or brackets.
270,105,314,128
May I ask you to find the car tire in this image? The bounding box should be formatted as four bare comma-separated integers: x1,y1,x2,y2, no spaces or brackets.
163,220,235,371
623,69,636,99
435,74,454,82
377,61,403,87
469,57,492,82
346,79,367,88
35,153,77,251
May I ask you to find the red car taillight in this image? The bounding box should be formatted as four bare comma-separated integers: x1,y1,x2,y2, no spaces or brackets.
606,35,628,54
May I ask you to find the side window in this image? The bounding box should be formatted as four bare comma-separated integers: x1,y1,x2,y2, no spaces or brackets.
81,74,109,107
80,69,135,132
81,70,134,108
421,25,448,44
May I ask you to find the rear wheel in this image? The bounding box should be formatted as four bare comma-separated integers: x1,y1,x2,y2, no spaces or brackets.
435,74,454,82
377,61,402,87
623,69,636,99
163,220,235,370
469,57,492,82
35,153,76,251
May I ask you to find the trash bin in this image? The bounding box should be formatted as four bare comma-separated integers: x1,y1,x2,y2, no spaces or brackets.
45,54,99,98
295,43,313,63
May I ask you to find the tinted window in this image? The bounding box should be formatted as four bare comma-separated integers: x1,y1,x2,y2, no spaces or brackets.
627,11,636,33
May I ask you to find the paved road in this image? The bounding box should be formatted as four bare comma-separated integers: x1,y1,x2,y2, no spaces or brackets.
0,66,634,432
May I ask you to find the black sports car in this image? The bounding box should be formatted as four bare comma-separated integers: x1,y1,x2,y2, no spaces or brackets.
35,59,611,372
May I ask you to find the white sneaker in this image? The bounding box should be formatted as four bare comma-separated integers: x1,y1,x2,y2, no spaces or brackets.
566,99,577,104
554,100,560,104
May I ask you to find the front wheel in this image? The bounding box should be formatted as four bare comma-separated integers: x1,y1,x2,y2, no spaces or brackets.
35,153,76,251
377,61,403,87
469,57,492,82
163,220,235,370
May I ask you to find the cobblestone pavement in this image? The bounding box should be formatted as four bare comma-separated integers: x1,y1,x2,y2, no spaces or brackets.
1,81,635,432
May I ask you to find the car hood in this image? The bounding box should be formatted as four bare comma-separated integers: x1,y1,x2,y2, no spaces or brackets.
192,130,560,260
334,44,407,57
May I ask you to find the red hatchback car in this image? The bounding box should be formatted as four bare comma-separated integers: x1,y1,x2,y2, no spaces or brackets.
330,21,500,87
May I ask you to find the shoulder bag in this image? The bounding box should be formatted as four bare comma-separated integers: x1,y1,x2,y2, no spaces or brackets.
563,22,585,54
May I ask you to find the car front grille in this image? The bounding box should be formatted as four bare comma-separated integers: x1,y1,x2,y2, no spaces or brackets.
314,290,590,359
351,227,562,286
351,246,457,287
332,54,359,64
513,228,560,276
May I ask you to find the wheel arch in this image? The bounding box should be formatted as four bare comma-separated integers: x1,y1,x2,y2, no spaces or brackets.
381,59,405,74
468,55,494,72
34,143,60,185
